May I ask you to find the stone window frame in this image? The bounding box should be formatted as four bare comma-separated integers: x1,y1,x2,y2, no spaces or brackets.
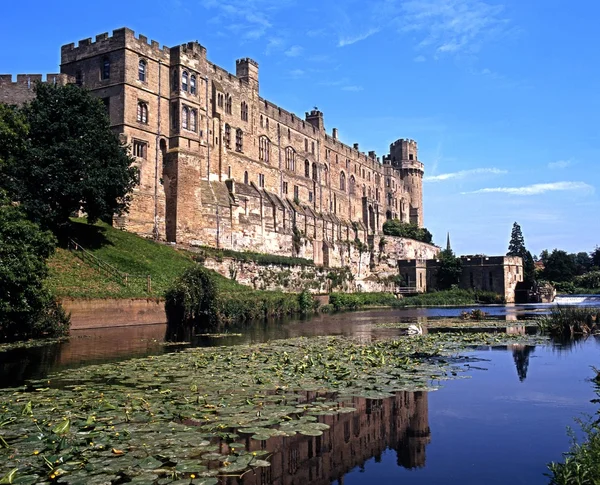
323,164,329,187
137,101,149,124
138,59,147,83
132,139,147,159
312,162,318,182
304,159,310,178
182,106,189,130
241,101,248,121
285,147,296,172
235,128,243,152
171,69,178,92
75,70,83,86
190,75,197,95
189,109,197,132
101,56,110,80
224,123,231,149
283,181,288,194
244,171,249,184
340,171,346,192
225,94,232,115
182,71,189,92
259,135,270,163
349,175,356,195
259,173,265,188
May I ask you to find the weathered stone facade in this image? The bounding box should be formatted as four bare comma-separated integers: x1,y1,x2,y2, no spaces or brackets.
0,73,74,105
1,28,428,268
399,255,524,302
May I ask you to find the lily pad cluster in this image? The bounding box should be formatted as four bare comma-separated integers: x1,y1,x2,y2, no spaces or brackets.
1,332,543,484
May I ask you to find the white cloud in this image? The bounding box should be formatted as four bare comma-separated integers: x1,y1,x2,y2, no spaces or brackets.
398,0,510,57
288,69,305,78
414,55,426,62
284,45,303,57
548,159,572,170
338,27,380,47
264,37,284,54
425,167,506,182
463,181,594,196
342,85,364,92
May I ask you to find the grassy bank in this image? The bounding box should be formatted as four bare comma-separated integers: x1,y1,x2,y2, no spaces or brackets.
547,370,600,484
47,219,196,298
329,288,504,312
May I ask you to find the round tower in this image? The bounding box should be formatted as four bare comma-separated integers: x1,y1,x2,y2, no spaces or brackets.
389,139,424,227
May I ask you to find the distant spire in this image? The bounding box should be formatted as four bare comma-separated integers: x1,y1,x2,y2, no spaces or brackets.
446,232,451,251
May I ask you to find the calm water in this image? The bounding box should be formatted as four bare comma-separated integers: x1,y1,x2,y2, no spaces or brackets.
1,303,599,484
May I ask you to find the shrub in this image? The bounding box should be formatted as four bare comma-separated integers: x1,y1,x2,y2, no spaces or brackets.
329,292,397,311
382,219,433,244
537,306,600,338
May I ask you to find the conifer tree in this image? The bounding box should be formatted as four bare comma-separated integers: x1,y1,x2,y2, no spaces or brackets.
507,222,535,285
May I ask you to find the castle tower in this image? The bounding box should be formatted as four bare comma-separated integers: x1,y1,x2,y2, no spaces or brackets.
389,139,424,227
235,58,259,89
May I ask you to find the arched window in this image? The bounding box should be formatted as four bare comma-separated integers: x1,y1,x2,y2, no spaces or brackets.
235,129,243,152
367,172,371,182
266,118,269,129
224,124,231,148
259,136,270,163
312,162,318,181
285,147,295,171
362,184,366,197
304,160,310,178
190,75,197,95
101,57,110,80
349,175,356,195
181,72,188,92
225,95,232,115
181,106,189,130
340,171,346,191
260,115,264,128
189,109,197,131
244,171,249,184
288,128,291,139
137,101,148,123
138,59,147,82
241,102,248,121
323,165,329,186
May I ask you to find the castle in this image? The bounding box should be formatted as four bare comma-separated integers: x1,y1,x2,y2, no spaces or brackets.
0,28,524,301
0,28,429,264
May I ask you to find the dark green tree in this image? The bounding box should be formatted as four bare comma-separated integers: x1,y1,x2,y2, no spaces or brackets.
0,103,28,168
2,83,138,231
0,192,69,342
573,252,592,275
382,219,433,244
507,222,526,257
543,249,577,283
507,222,535,285
591,246,600,270
437,249,462,289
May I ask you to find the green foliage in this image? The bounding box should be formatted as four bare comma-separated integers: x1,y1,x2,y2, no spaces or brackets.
382,219,433,244
0,104,28,167
547,370,600,484
192,245,313,267
574,271,600,289
165,265,219,328
506,222,535,285
0,193,69,342
437,249,463,290
543,249,578,283
297,289,317,313
537,306,600,338
1,84,137,231
329,292,397,311
396,288,504,307
592,247,600,269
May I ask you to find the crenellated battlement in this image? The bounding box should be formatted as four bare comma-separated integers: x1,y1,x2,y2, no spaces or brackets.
61,27,171,64
0,73,74,105
236,57,259,68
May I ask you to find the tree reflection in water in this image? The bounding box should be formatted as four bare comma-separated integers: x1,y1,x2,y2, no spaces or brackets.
511,344,535,382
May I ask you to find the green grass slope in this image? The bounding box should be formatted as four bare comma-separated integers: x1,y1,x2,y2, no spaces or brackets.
47,219,242,299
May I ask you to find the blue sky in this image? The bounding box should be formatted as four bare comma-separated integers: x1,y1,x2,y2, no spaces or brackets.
2,0,599,257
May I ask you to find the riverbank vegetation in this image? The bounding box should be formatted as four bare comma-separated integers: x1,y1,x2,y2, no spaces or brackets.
0,331,539,484
537,306,600,338
547,369,600,484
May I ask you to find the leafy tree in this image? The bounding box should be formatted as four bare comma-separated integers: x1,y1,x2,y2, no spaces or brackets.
2,83,138,231
591,246,600,270
0,103,28,168
574,251,592,275
506,222,535,285
543,249,577,283
0,192,69,342
437,249,462,290
382,219,433,244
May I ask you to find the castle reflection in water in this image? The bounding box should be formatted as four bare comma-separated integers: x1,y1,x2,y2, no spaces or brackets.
227,390,430,485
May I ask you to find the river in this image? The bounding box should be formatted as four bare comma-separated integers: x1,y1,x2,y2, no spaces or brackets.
1,303,598,484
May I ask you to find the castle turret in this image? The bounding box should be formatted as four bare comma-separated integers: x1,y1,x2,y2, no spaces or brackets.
389,139,424,227
235,58,258,88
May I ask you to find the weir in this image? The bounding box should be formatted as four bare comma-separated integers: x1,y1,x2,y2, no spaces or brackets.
554,294,600,305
